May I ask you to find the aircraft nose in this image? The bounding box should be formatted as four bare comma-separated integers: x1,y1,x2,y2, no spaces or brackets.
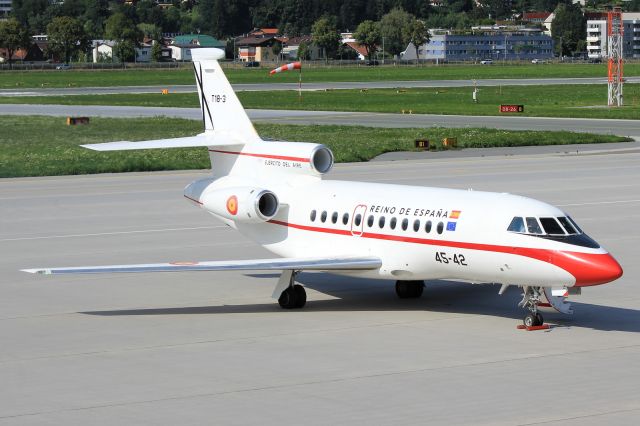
555,251,623,287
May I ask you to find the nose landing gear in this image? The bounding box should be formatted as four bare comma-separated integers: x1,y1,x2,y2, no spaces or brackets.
519,286,544,327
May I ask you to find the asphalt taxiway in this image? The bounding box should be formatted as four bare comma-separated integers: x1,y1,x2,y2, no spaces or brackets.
2,149,639,424
1,76,639,97
2,104,640,138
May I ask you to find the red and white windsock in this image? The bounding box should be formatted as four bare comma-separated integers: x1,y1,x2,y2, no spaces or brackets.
270,62,302,75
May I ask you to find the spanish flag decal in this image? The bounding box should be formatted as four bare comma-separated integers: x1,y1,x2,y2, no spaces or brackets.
450,210,461,219
226,195,238,215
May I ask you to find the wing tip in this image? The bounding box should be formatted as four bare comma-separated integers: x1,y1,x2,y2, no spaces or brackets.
21,268,51,275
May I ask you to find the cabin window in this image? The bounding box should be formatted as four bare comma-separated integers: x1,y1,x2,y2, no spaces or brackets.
354,214,362,226
425,220,432,233
367,215,374,227
437,221,444,234
321,211,327,223
331,212,338,224
525,217,542,234
413,219,420,232
557,216,577,234
390,217,397,229
539,217,565,235
507,216,525,233
379,216,386,228
401,218,408,231
310,210,316,222
342,213,349,225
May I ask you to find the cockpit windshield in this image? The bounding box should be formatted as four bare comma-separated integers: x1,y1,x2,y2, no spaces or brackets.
506,215,599,248
508,216,579,236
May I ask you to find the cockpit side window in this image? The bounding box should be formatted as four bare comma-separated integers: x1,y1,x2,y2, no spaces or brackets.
539,217,566,235
525,217,543,234
507,217,525,233
557,217,577,235
567,216,583,234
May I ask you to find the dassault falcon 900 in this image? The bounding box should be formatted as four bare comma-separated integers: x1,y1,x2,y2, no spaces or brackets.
23,48,623,327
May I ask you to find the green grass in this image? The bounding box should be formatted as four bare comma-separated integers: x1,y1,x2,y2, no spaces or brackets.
3,83,638,119
0,116,630,178
1,62,639,88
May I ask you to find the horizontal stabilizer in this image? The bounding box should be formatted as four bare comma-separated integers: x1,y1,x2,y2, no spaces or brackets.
22,256,382,275
81,132,243,151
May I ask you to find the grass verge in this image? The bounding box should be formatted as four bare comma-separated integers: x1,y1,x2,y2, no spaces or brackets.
3,83,638,119
1,63,639,89
0,115,630,178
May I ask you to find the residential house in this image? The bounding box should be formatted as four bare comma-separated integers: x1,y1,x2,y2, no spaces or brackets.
0,44,45,63
281,35,320,60
236,36,280,62
169,34,225,61
92,40,153,63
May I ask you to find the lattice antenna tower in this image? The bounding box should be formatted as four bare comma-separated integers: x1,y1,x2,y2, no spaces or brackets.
607,6,623,107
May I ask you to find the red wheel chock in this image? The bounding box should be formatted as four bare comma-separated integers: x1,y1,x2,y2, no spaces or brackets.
517,324,551,331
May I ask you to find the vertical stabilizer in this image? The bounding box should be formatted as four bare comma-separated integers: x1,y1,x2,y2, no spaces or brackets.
191,48,261,143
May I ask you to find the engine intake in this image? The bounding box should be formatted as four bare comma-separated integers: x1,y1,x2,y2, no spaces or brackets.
201,186,279,223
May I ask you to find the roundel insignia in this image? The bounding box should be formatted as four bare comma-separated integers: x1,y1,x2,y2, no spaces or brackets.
226,195,238,215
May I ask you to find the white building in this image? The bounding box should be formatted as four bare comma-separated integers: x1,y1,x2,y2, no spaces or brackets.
586,13,640,60
0,0,11,19
168,44,194,61
92,40,153,63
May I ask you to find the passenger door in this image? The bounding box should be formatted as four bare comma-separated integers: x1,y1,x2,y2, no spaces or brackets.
351,204,367,236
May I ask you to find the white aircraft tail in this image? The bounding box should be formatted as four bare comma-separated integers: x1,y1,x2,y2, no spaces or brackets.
82,48,261,153
83,48,332,181
191,48,260,142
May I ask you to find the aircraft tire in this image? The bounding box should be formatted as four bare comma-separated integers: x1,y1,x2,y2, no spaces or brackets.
524,313,539,327
278,287,297,309
535,312,544,326
293,285,306,308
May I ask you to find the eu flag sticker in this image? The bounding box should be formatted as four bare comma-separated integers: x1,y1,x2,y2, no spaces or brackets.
446,221,457,231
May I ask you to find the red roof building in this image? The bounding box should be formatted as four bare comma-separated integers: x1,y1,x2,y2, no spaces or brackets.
522,12,552,23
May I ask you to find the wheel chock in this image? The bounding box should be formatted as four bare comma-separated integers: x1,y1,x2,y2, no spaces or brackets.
517,324,551,331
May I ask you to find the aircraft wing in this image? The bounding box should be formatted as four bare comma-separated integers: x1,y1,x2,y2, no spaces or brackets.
22,256,382,275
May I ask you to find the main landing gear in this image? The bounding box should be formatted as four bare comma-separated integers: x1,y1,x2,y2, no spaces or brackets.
274,270,306,309
278,284,306,309
395,280,424,299
519,286,544,327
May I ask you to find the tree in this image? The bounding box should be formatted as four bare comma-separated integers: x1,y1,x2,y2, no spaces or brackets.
311,16,341,61
0,19,31,69
297,40,311,60
404,18,430,64
151,41,163,62
353,20,381,61
551,3,586,57
46,16,89,63
114,40,136,63
138,23,161,41
105,13,143,46
379,8,414,58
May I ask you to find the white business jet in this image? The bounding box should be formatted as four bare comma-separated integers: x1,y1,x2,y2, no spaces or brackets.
23,48,623,327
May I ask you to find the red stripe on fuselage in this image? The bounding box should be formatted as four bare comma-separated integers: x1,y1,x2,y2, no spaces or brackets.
209,149,310,163
269,219,549,262
267,219,622,286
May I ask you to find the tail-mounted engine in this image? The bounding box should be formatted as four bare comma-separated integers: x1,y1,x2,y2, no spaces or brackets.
208,142,334,178
200,186,279,223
